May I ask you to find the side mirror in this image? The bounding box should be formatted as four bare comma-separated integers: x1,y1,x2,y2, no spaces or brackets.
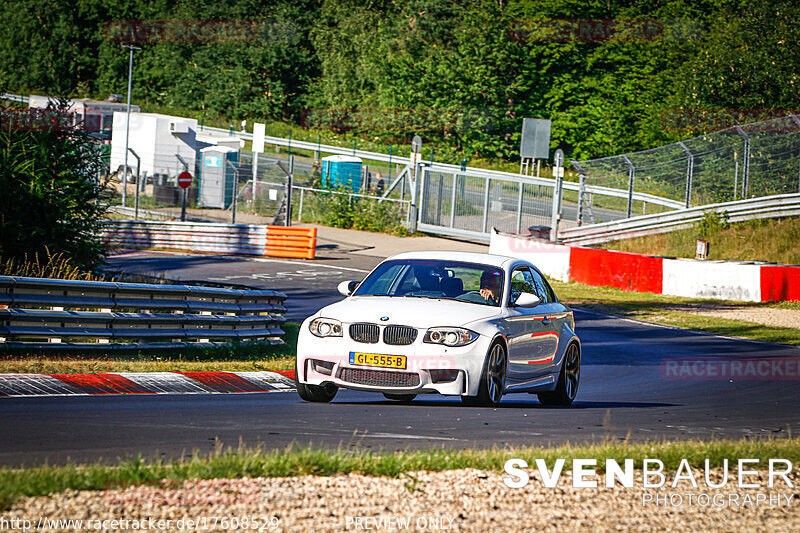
514,292,541,308
338,280,359,297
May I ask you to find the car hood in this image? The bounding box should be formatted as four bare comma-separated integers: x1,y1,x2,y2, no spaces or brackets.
317,296,502,328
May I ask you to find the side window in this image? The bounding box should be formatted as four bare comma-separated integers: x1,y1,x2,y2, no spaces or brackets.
528,268,552,303
509,267,537,305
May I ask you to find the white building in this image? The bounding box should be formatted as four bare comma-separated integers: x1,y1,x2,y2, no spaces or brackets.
110,112,199,178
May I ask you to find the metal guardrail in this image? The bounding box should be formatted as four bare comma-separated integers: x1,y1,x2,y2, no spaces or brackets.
558,193,800,246
0,276,286,349
0,93,29,104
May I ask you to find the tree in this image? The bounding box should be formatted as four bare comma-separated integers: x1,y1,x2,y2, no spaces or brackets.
0,100,109,268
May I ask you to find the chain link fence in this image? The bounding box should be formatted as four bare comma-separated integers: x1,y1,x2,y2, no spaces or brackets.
571,115,800,219
109,139,412,229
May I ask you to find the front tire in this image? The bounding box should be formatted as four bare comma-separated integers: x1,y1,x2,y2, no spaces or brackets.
538,342,580,406
462,341,507,407
296,372,338,403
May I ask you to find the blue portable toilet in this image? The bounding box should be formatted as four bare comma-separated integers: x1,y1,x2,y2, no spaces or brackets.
321,155,362,191
199,146,240,208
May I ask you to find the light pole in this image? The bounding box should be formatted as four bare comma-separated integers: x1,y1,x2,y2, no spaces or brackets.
121,44,141,208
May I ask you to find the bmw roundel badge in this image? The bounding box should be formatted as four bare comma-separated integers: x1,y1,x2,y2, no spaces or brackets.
380,316,390,321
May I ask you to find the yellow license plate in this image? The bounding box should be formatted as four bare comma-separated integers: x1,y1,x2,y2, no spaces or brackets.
349,352,407,369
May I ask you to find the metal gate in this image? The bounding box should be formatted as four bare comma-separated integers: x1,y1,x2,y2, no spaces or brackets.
417,167,558,241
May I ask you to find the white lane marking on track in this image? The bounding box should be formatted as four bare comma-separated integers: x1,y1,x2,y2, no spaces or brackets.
290,431,459,441
249,257,370,273
357,432,459,441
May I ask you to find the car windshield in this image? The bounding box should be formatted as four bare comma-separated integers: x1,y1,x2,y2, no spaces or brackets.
353,259,505,307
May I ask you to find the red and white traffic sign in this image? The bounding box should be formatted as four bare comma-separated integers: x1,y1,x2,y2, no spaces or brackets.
177,171,193,189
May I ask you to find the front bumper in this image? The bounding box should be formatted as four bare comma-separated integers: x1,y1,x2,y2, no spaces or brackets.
297,329,493,397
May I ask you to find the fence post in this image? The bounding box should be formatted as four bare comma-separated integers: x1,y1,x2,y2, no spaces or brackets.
176,154,189,221
623,155,635,218
435,173,444,225
287,155,294,226
252,151,259,207
388,144,393,184
298,189,304,222
515,181,524,234
409,163,419,233
481,178,490,233
226,160,238,224
549,175,563,241
450,171,458,228
734,159,739,201
678,142,694,208
128,148,140,220
734,126,750,198
576,174,586,225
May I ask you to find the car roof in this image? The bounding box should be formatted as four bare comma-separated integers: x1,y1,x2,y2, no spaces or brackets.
386,251,519,269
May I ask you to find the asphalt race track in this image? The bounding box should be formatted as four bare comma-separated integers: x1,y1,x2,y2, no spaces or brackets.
1,252,799,466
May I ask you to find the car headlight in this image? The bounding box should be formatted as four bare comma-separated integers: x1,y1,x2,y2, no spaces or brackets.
309,318,343,338
423,327,478,347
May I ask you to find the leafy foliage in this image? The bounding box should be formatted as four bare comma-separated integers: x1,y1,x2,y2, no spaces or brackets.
0,101,109,268
1,0,795,162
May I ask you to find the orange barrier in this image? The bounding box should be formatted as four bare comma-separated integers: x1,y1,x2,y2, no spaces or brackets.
265,226,317,259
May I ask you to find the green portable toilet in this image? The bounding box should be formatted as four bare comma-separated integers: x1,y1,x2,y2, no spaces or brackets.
321,155,362,192
199,146,239,209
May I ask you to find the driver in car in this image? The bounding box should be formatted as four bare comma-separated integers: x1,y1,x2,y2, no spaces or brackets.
479,270,502,305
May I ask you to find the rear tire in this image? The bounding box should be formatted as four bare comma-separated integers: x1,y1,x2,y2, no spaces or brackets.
383,393,416,402
538,343,580,406
461,341,507,407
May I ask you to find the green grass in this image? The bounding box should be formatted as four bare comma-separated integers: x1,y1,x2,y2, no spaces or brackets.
600,216,800,265
0,324,299,374
551,280,800,345
1,437,798,510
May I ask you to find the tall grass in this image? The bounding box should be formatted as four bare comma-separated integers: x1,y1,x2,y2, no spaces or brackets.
0,248,101,280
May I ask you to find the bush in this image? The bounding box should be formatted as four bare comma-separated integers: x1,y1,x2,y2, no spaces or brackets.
697,211,730,240
0,100,110,269
301,189,409,236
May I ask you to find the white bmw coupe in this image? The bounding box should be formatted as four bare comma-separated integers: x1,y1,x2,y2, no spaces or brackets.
295,251,580,407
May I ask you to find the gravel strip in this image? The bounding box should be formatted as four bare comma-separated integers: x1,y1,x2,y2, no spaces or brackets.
666,304,800,330
2,469,797,532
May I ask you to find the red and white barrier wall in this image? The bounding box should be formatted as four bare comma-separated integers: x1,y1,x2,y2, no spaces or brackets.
490,231,800,303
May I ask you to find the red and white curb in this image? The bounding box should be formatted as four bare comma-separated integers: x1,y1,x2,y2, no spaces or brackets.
0,371,296,397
